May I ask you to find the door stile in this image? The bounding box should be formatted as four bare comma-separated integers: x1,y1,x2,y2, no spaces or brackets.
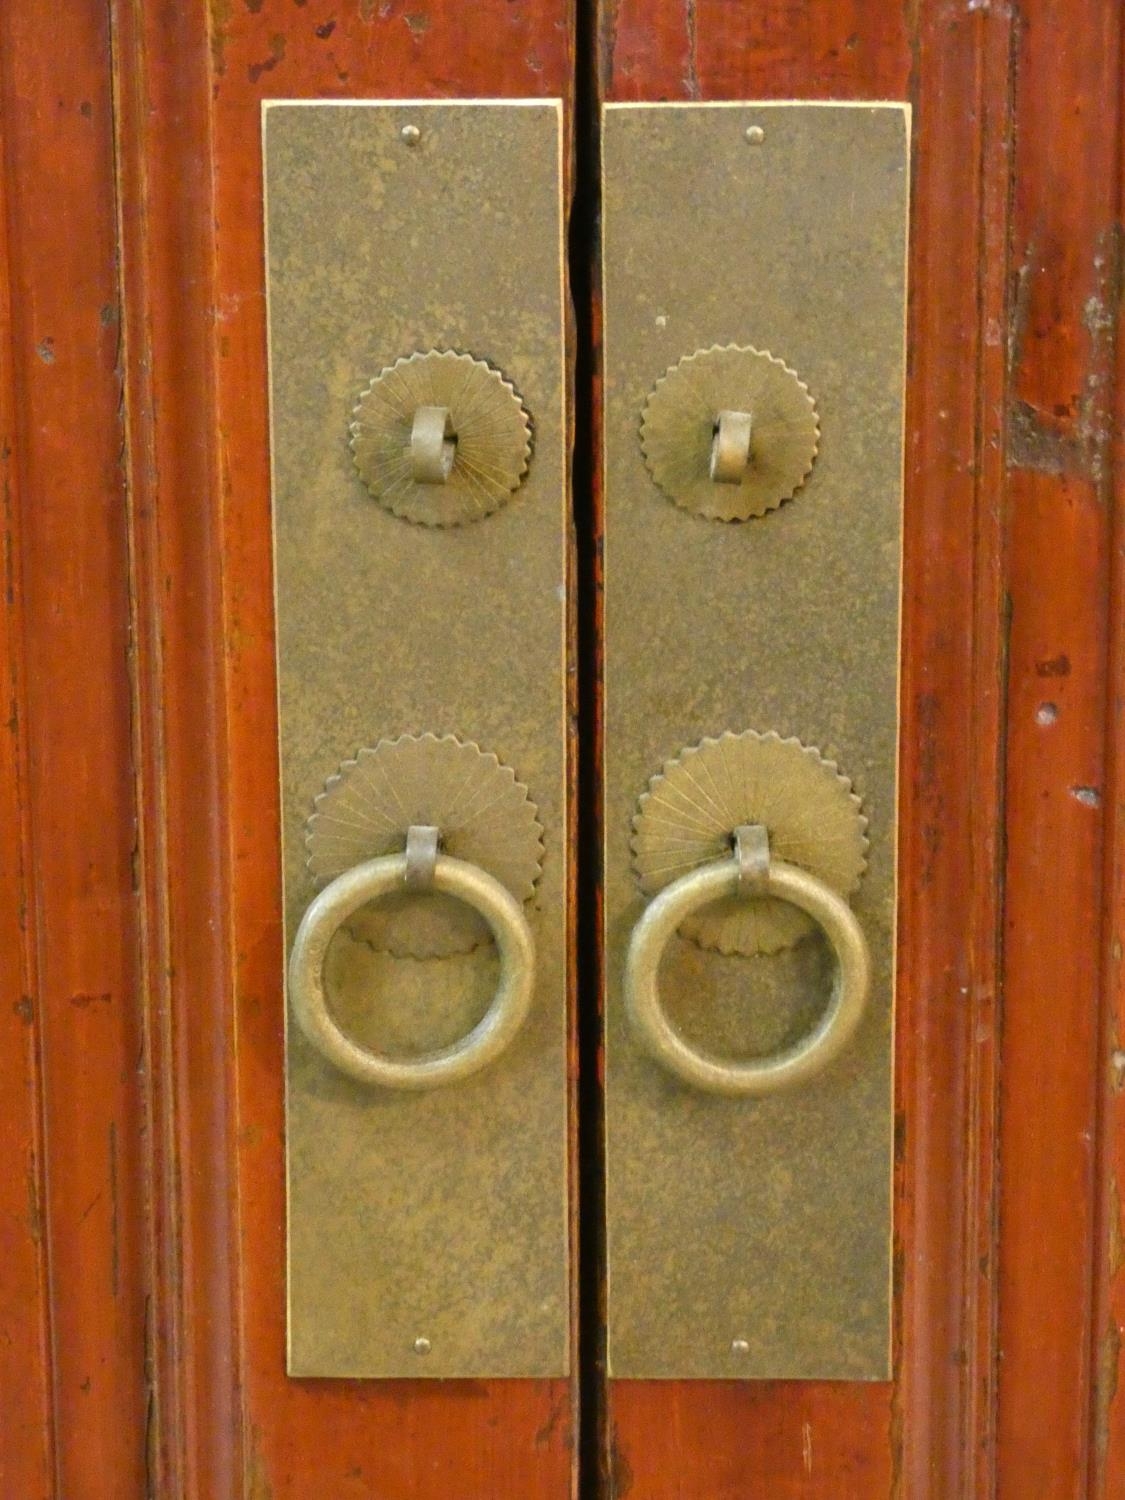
906,12,1017,1497
109,0,243,1491
0,46,59,1500
0,1,151,1493
112,2,581,1495
593,3,1012,1494
997,5,1124,1495
1092,137,1125,1487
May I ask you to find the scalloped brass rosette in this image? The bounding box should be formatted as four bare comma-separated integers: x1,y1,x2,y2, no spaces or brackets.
640,345,819,521
631,730,867,956
307,734,544,958
350,350,532,527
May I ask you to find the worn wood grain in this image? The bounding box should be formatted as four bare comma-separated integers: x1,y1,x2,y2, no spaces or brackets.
1091,118,1125,1489
0,72,54,1500
897,8,1015,1496
0,2,149,1493
997,4,1122,1496
110,0,244,1491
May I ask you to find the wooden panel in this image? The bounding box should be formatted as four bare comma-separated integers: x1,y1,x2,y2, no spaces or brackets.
0,2,149,1494
997,4,1122,1495
596,0,1120,1495
0,91,54,1500
1092,124,1125,1488
110,0,577,1493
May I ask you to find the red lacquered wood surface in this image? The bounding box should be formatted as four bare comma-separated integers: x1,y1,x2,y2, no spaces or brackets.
1,0,1123,1494
997,5,1122,1496
109,2,578,1495
598,2,1124,1496
0,2,149,1494
900,15,1015,1495
0,76,54,1500
1092,102,1125,1487
110,1,244,1491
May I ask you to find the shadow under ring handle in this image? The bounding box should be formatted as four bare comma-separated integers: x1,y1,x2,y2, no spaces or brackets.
625,854,871,1097
289,852,535,1091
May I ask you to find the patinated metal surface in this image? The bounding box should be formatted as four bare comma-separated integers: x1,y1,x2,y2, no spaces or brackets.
602,102,909,1378
263,100,568,1378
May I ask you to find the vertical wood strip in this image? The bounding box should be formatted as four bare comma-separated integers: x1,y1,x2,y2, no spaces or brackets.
1090,37,1125,1480
0,2,149,1493
109,0,243,1492
998,3,1123,1495
900,12,1016,1497
0,80,54,1500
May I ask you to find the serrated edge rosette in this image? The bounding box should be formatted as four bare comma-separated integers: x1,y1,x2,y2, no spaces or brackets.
350,350,533,527
631,730,867,956
640,345,819,521
306,733,544,958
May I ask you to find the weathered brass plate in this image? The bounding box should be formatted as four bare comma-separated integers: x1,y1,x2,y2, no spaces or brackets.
264,101,569,1378
602,102,909,1379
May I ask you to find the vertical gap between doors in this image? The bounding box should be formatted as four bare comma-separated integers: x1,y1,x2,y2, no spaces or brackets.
570,1,607,1493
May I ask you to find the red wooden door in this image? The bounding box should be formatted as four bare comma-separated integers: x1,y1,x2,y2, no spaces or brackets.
1,2,1123,1496
594,7,1125,1497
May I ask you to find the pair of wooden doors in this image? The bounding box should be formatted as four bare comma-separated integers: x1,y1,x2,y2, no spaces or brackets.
1,1,1123,1496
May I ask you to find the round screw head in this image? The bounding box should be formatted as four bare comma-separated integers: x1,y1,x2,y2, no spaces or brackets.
400,124,422,146
413,1336,432,1355
731,1338,750,1355
745,125,765,145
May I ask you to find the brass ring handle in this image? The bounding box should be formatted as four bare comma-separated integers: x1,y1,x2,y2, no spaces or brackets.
289,852,535,1090
625,844,871,1097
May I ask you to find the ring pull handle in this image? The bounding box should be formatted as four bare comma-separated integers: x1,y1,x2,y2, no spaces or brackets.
625,825,871,1097
289,824,535,1090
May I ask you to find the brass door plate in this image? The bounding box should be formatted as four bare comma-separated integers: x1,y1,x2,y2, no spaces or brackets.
602,102,910,1379
263,101,569,1378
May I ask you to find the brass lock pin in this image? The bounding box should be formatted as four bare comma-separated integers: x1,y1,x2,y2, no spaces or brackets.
351,350,531,526
641,344,818,520
409,405,457,484
709,408,753,484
